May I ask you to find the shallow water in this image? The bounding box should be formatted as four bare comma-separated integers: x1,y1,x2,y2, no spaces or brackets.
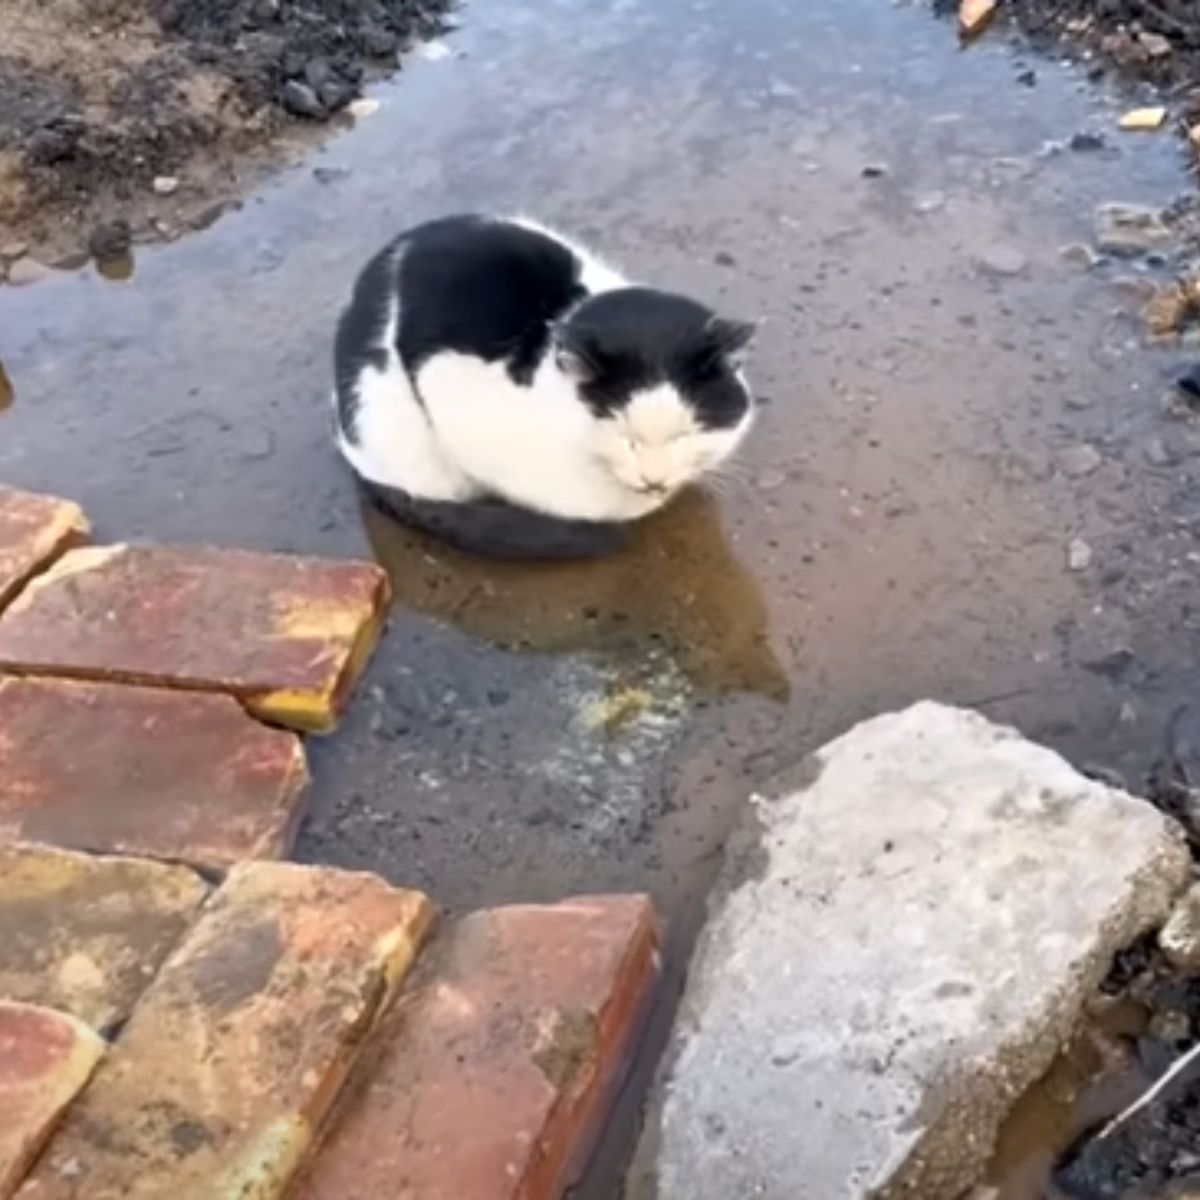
2,0,1199,1192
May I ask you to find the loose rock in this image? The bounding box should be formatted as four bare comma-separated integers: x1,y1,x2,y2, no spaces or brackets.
5,257,56,287
976,245,1028,277
629,703,1188,1200
1068,538,1093,572
1119,106,1168,132
1160,884,1200,971
1145,284,1192,338
958,0,997,38
282,80,327,119
1094,203,1173,256
1058,443,1103,478
1060,242,1100,269
86,221,131,261
152,176,179,196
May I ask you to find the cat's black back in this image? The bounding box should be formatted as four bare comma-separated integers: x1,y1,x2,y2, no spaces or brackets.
336,215,585,420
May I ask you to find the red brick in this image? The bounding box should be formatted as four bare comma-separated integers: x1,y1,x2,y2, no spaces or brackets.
0,842,209,1032
0,487,87,613
18,862,434,1200
0,1003,105,1199
0,677,309,872
294,895,660,1200
0,543,389,733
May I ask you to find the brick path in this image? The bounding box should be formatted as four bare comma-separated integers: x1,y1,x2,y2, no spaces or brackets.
0,485,661,1200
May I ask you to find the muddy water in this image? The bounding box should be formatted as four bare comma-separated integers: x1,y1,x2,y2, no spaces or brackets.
2,0,1200,1192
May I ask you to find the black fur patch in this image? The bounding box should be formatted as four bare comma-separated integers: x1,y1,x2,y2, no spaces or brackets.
362,479,628,560
559,287,753,430
334,233,407,441
394,215,585,386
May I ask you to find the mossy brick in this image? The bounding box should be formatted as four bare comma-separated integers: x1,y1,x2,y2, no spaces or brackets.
293,895,660,1200
0,842,209,1033
0,487,88,612
0,1002,105,1199
0,543,390,732
0,676,309,872
17,861,434,1200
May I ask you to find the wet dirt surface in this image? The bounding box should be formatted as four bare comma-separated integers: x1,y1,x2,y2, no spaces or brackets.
0,0,452,267
4,0,1200,1192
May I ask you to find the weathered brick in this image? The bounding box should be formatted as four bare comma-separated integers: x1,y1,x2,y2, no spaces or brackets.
0,842,208,1032
294,895,660,1200
0,677,309,872
0,487,88,613
18,862,433,1200
0,543,389,732
0,1003,104,1200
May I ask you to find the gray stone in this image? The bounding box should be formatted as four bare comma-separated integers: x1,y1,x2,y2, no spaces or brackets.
1060,242,1100,270
914,191,947,215
1057,443,1103,478
1160,883,1200,971
1067,537,1093,572
630,703,1187,1200
152,175,180,196
5,257,56,287
975,245,1028,277
1094,202,1174,256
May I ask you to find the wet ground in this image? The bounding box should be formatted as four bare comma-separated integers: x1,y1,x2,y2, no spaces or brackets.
3,0,1200,1193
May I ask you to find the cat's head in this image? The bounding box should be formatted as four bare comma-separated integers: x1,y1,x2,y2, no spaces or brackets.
553,288,757,508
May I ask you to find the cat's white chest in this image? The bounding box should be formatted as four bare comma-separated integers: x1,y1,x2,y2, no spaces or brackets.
417,353,646,521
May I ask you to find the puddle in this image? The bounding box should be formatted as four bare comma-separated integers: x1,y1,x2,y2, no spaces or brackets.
2,0,1200,1192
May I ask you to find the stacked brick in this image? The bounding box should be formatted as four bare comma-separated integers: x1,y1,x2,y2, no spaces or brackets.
0,484,660,1200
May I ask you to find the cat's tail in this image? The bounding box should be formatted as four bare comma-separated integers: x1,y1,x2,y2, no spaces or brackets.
361,480,629,560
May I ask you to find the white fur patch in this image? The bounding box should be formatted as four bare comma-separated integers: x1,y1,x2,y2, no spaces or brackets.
593,384,751,502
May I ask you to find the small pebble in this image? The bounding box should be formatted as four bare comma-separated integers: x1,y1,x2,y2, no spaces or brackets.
348,97,380,119
1,240,29,260
913,191,946,214
976,245,1028,277
5,257,55,287
1067,538,1093,572
861,163,888,179
281,79,326,119
1145,435,1175,467
152,175,179,196
1059,242,1099,270
1057,444,1103,478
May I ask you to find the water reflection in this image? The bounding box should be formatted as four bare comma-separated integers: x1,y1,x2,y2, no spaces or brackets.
364,486,788,701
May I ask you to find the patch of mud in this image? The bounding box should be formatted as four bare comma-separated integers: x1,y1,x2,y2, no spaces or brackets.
0,0,452,269
1001,0,1200,125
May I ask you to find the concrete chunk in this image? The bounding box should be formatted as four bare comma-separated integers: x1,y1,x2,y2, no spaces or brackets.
0,1003,105,1200
0,487,88,612
18,862,433,1200
631,702,1189,1200
0,843,209,1032
0,544,389,732
0,677,309,872
293,895,660,1200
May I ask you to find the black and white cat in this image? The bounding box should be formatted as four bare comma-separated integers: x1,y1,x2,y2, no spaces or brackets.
333,214,757,558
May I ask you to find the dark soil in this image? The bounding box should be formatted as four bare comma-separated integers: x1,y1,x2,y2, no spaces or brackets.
0,0,452,270
1052,942,1200,1200
1004,0,1200,123
1047,711,1200,1200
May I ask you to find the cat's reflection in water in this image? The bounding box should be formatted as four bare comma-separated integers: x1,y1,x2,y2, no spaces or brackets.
363,486,788,702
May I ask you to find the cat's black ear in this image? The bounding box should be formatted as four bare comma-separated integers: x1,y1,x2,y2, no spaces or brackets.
553,326,600,382
707,317,757,359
